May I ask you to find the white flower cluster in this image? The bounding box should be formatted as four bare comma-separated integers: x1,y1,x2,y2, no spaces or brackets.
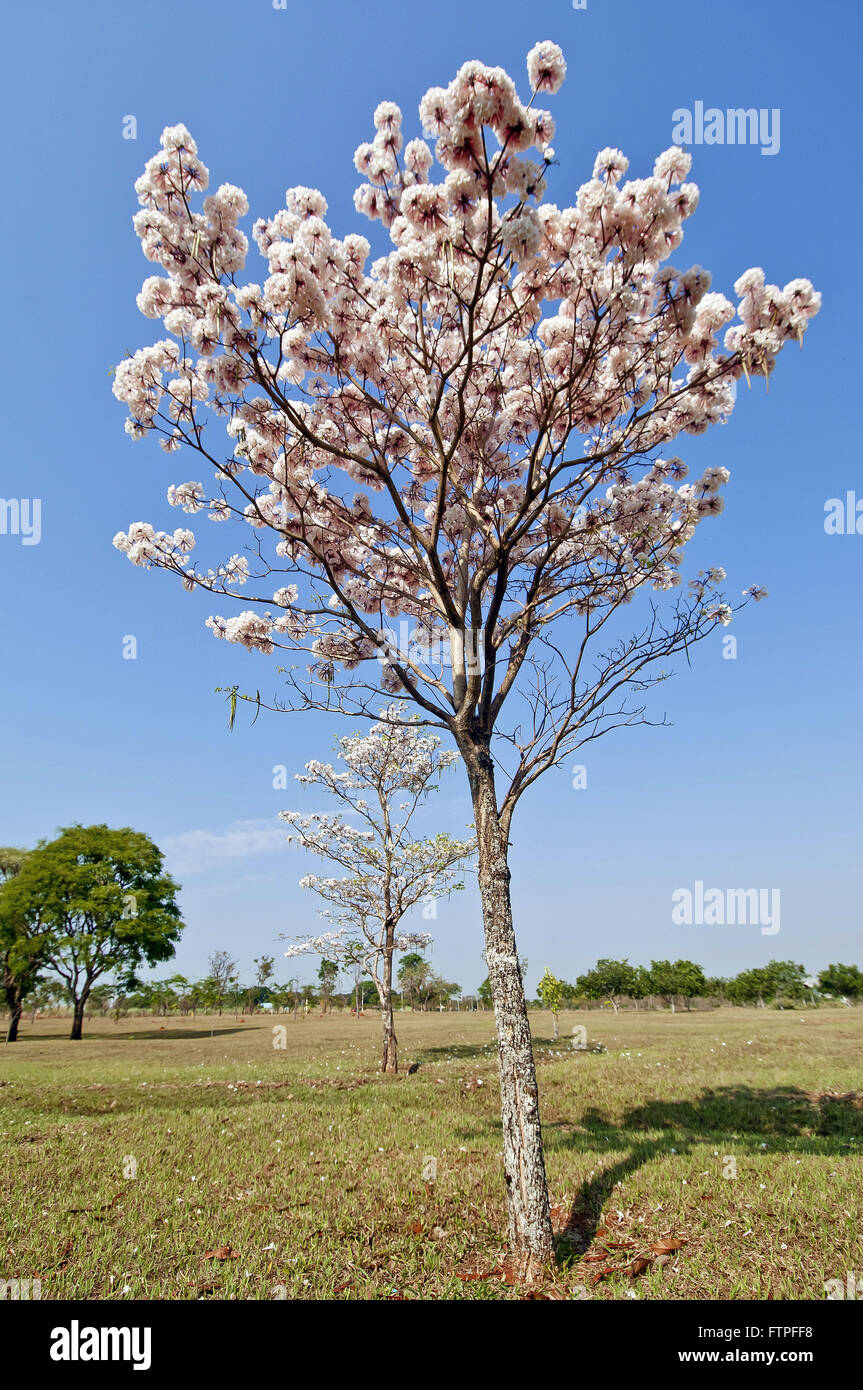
112,44,818,699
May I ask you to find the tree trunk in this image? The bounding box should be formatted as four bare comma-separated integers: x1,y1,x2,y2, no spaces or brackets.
462,736,554,1284
552,1013,559,1040
70,997,86,1040
380,927,398,1073
5,986,23,1043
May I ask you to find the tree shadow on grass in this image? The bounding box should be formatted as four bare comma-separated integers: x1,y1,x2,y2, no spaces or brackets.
412,1035,593,1065
13,1026,250,1042
544,1084,862,1257
412,1040,498,1064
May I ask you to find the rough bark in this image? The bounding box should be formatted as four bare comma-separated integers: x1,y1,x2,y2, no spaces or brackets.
461,734,554,1284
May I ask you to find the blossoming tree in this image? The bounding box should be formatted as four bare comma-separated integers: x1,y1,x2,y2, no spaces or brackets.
112,39,819,1279
279,705,475,1072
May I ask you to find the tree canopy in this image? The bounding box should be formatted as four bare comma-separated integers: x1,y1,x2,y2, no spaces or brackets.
1,825,183,1038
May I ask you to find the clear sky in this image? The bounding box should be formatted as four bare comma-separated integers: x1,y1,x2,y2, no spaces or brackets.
1,0,859,997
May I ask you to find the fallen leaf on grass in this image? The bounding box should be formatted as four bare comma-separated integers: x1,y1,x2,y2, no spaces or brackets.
494,1259,520,1285
588,1266,617,1285
651,1238,687,1254
627,1257,654,1277
407,1220,424,1236
203,1246,239,1261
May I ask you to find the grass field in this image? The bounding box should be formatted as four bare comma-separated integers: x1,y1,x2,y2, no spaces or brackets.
2,1008,861,1300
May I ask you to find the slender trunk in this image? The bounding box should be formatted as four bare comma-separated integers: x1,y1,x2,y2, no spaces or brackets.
463,737,553,1284
380,925,398,1073
552,1012,559,1040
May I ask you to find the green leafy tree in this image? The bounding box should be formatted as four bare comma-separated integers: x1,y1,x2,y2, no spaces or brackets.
397,952,431,1010
577,958,638,1014
765,960,809,1006
631,965,651,1010
726,960,808,1009
266,981,296,1014
88,983,117,1017
671,959,707,1010
194,973,222,1014
0,846,51,1042
817,963,863,1003
725,966,771,1007
25,977,69,1022
647,959,706,1013
317,958,339,1013
428,976,461,1010
159,973,192,1014
536,968,564,1038
2,825,183,1039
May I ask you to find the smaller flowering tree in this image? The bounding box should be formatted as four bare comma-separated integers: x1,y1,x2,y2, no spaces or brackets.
281,705,475,1071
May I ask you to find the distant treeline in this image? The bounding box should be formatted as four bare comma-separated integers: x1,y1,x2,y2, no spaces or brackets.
7,955,862,1028
528,958,863,1013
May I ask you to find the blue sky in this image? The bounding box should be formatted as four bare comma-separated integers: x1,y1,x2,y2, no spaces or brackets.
1,0,859,996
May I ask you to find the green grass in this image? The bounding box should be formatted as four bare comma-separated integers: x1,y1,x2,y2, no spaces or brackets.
1,1008,861,1300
